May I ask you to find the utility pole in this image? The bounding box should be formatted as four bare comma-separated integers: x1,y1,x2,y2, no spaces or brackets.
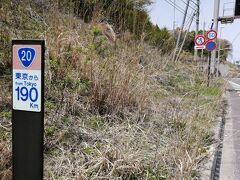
201,21,205,61
211,0,220,73
217,27,224,77
173,0,190,61
194,0,200,61
176,11,196,61
173,0,176,39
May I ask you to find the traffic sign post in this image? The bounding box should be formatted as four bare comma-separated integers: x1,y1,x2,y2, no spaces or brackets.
205,41,217,87
193,30,218,86
207,52,211,87
12,40,45,180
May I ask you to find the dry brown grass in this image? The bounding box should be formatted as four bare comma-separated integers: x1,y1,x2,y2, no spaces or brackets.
44,12,150,116
0,2,226,179
42,15,224,178
0,142,11,180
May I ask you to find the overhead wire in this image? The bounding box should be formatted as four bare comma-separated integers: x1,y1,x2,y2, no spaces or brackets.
168,0,190,12
163,0,186,14
163,0,195,20
172,0,191,61
176,9,197,61
162,0,199,60
168,0,197,21
190,0,198,7
171,0,198,61
165,0,197,31
180,0,198,24
185,9,197,30
179,0,196,11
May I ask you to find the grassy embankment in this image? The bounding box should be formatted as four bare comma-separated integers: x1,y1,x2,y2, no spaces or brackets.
0,2,225,179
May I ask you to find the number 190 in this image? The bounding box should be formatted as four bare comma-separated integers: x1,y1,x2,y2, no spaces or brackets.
15,87,38,102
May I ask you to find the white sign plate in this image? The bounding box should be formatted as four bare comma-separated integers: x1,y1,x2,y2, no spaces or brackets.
194,45,206,50
12,45,42,112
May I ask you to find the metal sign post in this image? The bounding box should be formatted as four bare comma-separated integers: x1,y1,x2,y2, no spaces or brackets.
198,29,217,87
12,40,45,180
207,52,211,87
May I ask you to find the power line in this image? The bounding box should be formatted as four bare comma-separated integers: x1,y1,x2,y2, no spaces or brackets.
173,0,191,61
163,0,195,20
169,0,190,12
176,9,196,61
179,0,196,11
168,0,197,20
185,9,196,29
190,0,198,7
163,0,186,14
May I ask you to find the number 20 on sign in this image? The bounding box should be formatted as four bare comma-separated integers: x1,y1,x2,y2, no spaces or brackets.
13,45,42,112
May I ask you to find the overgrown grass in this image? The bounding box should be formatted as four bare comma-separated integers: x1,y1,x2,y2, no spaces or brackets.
0,1,226,179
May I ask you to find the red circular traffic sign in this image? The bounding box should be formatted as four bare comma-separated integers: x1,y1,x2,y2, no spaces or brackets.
205,41,217,52
195,35,206,46
206,30,217,41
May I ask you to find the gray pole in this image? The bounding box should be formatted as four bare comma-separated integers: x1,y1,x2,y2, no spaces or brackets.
194,0,200,61
173,0,176,39
211,0,220,73
172,0,190,61
217,27,223,77
176,11,196,61
201,21,205,61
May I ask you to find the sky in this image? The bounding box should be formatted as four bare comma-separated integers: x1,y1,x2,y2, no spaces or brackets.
148,0,240,63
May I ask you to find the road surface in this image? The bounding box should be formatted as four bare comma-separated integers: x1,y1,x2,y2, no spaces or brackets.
220,78,240,179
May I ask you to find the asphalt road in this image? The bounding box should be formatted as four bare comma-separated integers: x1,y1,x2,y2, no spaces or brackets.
220,78,240,179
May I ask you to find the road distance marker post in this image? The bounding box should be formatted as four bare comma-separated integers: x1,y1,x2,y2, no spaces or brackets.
12,40,45,180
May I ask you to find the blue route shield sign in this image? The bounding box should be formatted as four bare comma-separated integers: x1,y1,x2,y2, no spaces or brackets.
18,48,36,68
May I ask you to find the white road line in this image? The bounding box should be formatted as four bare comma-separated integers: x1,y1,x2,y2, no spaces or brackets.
228,81,240,91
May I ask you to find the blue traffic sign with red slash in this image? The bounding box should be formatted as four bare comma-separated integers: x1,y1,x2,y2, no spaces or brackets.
206,41,217,52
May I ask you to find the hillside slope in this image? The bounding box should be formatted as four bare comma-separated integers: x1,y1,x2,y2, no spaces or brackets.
0,1,225,179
